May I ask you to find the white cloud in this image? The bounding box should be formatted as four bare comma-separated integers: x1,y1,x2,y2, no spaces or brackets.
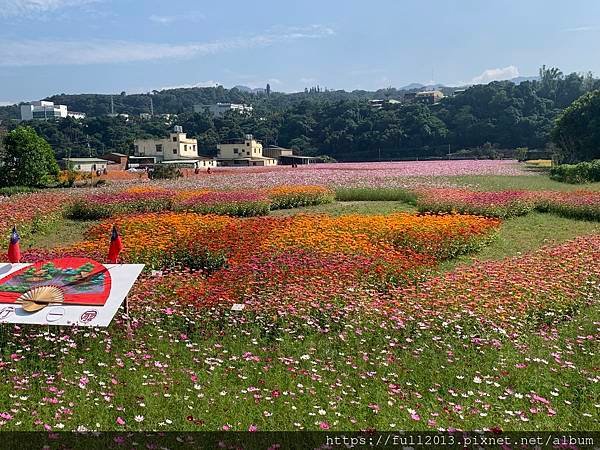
300,77,317,84
149,12,205,25
0,0,98,17
0,25,335,66
157,80,221,90
562,26,598,32
471,65,519,84
0,101,17,106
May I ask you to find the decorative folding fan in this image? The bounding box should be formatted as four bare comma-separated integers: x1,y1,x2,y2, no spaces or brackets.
17,285,65,312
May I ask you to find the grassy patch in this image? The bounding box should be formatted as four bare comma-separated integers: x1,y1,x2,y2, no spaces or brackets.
438,212,600,272
23,219,98,250
270,200,417,216
335,187,417,203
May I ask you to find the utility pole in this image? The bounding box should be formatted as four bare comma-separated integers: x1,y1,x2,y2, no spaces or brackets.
110,95,115,115
150,96,154,117
448,143,451,160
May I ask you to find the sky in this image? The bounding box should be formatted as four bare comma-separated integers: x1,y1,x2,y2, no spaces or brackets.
1,0,600,104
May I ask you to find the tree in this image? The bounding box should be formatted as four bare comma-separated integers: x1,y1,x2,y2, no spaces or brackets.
0,126,60,187
551,90,600,162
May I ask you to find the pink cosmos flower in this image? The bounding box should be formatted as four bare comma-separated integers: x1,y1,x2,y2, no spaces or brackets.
319,421,330,430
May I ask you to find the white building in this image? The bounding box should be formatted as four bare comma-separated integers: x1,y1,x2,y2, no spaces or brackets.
369,99,401,110
217,135,277,167
194,103,253,117
21,101,68,121
68,111,86,120
60,158,109,172
133,126,216,168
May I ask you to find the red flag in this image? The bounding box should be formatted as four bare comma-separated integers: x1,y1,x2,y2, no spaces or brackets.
108,225,123,264
8,226,21,263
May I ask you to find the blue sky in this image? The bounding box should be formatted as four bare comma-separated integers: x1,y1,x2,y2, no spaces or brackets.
1,0,600,104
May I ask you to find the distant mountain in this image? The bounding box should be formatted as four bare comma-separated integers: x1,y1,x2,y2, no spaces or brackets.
399,83,426,90
399,76,538,91
399,82,451,91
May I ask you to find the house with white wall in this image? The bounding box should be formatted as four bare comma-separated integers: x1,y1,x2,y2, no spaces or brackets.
133,126,216,168
216,135,278,166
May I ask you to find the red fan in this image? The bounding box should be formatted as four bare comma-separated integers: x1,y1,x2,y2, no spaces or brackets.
0,258,112,307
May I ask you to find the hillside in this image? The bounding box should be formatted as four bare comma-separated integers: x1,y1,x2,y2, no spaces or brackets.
1,68,598,162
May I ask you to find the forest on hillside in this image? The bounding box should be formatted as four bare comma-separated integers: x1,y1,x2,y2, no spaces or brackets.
1,67,598,161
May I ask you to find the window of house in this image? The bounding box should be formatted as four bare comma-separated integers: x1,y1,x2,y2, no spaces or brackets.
173,148,177,154
155,144,163,152
234,148,239,154
246,142,250,146
184,144,188,151
172,137,177,142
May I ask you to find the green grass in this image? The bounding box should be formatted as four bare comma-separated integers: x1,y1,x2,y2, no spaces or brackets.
23,219,98,250
335,187,417,203
438,212,599,272
446,175,600,191
270,200,417,216
1,301,598,431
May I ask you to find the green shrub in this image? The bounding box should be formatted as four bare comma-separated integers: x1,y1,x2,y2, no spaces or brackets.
149,165,182,180
0,186,38,196
550,160,600,183
64,200,115,220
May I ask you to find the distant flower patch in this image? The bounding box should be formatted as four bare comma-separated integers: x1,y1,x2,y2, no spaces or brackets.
535,190,600,222
176,191,270,217
266,185,335,209
416,188,537,218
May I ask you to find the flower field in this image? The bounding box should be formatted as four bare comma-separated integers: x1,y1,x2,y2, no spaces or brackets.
63,185,335,219
1,162,599,434
175,160,533,189
415,188,537,218
415,188,600,220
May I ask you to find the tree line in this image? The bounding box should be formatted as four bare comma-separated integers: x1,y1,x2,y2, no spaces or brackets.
1,67,598,162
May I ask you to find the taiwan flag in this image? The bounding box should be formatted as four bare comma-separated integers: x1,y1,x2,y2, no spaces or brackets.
7,226,21,263
108,225,123,264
